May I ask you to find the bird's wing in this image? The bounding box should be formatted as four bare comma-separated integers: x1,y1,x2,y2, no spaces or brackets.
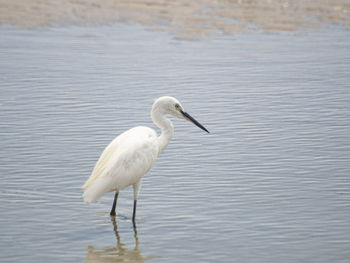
82,126,159,203
82,136,120,190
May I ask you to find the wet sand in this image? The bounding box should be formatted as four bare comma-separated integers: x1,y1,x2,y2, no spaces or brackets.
0,0,349,39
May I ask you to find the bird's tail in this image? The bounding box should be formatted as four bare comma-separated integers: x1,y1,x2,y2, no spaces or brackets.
82,177,112,204
82,189,95,204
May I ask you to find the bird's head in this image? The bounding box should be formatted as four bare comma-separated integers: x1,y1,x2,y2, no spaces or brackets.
152,96,209,133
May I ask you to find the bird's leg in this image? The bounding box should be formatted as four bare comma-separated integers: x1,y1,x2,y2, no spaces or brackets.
132,200,137,227
132,180,141,226
110,191,119,216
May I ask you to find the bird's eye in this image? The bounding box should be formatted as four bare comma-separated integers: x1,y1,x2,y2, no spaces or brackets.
175,104,180,110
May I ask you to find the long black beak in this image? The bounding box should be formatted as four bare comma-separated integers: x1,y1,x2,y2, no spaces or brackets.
180,110,209,133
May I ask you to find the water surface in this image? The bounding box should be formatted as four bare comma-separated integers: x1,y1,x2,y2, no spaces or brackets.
0,25,350,262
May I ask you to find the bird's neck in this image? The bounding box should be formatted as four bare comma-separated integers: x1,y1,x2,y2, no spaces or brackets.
151,110,174,154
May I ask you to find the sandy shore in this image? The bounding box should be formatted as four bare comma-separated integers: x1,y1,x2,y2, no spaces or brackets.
0,0,349,38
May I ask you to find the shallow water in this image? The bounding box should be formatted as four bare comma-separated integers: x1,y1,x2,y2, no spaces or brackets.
1,25,350,262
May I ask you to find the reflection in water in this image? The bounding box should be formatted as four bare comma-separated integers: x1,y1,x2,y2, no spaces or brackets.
85,218,157,263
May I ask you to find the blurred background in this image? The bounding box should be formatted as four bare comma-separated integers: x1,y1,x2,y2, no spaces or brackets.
1,1,350,263
1,0,349,39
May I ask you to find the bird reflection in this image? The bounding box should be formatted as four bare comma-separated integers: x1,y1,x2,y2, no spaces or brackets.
85,217,157,263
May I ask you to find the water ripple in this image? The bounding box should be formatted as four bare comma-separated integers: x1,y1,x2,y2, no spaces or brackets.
1,25,350,263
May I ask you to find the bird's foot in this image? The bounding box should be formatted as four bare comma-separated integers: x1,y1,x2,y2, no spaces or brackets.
110,211,117,217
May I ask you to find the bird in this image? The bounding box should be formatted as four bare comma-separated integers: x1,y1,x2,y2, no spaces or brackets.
82,96,209,224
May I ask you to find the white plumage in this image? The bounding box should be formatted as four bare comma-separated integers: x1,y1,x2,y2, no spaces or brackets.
82,126,158,203
82,96,209,223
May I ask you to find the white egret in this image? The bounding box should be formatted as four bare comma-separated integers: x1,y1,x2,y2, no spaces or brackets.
82,96,209,224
